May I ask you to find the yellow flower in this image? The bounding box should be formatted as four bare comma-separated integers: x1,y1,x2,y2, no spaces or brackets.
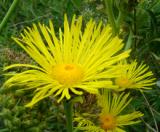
74,91,143,132
115,60,156,91
97,91,143,132
3,15,130,107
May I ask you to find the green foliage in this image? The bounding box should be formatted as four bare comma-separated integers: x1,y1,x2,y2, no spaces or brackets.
0,93,66,132
0,0,160,132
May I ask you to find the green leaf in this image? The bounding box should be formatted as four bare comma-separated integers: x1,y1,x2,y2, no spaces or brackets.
71,96,84,104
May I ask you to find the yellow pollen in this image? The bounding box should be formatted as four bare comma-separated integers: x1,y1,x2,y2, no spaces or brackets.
115,77,133,88
52,64,83,86
99,114,116,130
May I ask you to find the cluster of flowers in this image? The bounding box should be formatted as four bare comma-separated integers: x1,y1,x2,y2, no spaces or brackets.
4,15,155,131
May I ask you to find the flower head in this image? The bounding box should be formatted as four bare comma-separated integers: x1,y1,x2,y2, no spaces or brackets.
4,15,130,107
97,91,143,131
115,60,156,91
74,91,143,132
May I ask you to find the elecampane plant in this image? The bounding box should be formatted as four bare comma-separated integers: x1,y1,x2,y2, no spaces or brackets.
4,15,130,107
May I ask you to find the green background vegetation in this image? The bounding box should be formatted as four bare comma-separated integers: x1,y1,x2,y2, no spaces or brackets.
0,0,160,131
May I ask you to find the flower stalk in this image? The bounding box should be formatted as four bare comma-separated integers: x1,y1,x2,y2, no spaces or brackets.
0,0,19,32
64,100,73,132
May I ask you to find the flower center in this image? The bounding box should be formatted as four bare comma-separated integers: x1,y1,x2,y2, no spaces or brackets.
99,114,116,130
115,76,133,88
52,64,83,86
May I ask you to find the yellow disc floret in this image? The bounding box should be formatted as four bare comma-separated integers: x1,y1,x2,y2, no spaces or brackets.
115,76,133,89
52,64,83,86
99,114,116,130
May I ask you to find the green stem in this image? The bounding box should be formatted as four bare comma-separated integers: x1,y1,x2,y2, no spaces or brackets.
104,0,117,36
0,0,19,32
116,11,123,33
64,100,73,132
